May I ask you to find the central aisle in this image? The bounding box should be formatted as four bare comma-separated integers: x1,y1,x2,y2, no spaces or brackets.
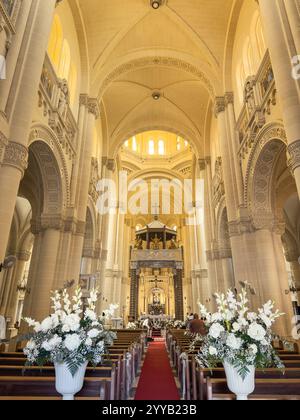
135,340,180,401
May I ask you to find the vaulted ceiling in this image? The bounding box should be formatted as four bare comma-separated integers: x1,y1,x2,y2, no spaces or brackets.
78,0,236,155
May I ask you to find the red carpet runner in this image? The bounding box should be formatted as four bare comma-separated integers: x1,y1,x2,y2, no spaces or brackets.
135,340,180,401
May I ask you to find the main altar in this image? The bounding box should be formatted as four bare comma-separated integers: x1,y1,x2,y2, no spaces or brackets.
129,220,184,321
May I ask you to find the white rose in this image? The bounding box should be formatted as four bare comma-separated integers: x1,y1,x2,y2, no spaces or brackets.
249,344,258,355
42,335,62,352
62,324,71,333
226,333,242,350
85,309,97,321
88,328,100,339
85,338,93,347
64,334,81,352
209,323,225,339
211,313,223,323
40,317,53,333
209,346,218,356
248,323,266,342
232,322,240,333
63,314,80,332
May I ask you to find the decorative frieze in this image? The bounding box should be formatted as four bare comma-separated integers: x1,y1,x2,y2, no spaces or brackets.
0,131,8,163
212,157,225,208
2,141,28,174
206,248,232,261
191,269,208,279
287,140,300,173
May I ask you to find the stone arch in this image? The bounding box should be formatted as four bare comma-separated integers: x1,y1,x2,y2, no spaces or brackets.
83,206,95,258
28,124,70,207
216,198,231,252
245,123,288,229
28,141,64,217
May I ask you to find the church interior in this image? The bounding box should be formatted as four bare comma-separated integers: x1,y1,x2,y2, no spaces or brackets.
0,0,300,402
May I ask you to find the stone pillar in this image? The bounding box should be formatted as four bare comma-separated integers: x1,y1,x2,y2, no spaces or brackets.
2,250,31,322
67,98,100,285
0,0,57,263
229,217,294,337
225,92,244,206
214,97,238,222
22,217,61,321
259,0,300,197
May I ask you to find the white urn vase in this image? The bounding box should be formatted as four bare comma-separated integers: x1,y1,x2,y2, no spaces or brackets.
55,361,88,400
224,361,255,401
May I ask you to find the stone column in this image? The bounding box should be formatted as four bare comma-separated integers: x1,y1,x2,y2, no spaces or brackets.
214,97,238,222
67,98,100,285
22,217,62,321
0,0,57,263
229,216,294,337
259,0,300,197
2,250,31,322
225,92,244,206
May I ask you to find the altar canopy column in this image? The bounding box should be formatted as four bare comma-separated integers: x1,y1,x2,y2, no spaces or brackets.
259,0,300,198
130,265,139,320
174,268,184,321
0,0,57,264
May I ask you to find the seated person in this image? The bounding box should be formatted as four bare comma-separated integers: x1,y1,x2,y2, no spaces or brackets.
189,313,207,335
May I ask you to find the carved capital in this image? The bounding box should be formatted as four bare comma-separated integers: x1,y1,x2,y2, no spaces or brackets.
2,141,28,174
76,221,86,236
87,98,100,119
228,215,256,237
214,96,226,117
31,215,63,234
17,250,31,262
79,94,89,108
225,92,234,106
287,140,300,173
106,158,116,172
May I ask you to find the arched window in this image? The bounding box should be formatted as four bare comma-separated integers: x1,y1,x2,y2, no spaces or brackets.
132,136,137,152
47,15,63,69
158,139,165,155
177,137,181,151
68,62,77,106
124,140,129,148
148,139,155,155
58,40,71,80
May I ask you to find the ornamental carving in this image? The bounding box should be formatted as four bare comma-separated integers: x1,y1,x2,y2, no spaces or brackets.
87,98,100,119
3,141,28,174
212,157,225,209
214,97,226,116
287,140,300,173
245,124,287,231
89,157,100,204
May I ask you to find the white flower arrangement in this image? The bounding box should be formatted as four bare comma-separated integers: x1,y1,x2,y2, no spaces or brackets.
126,322,138,330
23,288,117,376
195,289,285,379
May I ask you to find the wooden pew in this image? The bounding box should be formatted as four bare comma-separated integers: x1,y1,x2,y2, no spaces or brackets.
206,378,300,400
0,376,113,399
